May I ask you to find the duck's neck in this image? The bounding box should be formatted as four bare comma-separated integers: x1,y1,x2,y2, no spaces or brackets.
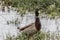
35,9,41,31
35,9,39,17
35,9,39,23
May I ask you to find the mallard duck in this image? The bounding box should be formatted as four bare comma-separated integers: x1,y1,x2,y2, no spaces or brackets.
17,8,41,36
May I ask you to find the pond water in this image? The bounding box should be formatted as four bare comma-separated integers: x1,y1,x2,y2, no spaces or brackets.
0,6,60,40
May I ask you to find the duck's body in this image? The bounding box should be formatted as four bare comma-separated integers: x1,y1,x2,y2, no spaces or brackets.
20,23,37,35
17,8,41,35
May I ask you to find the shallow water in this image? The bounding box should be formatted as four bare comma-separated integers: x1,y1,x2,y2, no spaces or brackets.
0,7,60,40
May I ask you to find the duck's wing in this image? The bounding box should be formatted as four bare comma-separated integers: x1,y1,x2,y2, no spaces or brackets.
20,23,35,31
20,23,38,35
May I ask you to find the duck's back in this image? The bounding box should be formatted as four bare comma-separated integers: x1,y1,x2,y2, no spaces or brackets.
20,23,37,35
